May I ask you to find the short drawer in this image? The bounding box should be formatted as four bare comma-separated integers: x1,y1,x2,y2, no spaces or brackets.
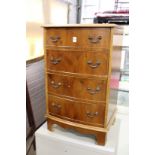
48,95,74,119
74,102,105,126
47,73,107,102
48,95,105,126
46,50,109,76
44,28,111,49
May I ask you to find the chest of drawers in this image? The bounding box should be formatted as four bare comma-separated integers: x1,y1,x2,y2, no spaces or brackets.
43,24,122,145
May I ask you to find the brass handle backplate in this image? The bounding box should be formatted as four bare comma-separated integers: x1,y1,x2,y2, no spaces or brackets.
51,81,62,88
50,57,61,65
87,86,101,95
87,60,101,69
88,36,102,43
51,103,61,109
86,111,98,118
50,36,60,43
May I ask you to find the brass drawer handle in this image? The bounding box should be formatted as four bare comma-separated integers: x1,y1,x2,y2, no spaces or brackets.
87,60,101,69
88,36,102,43
50,57,61,65
50,36,60,43
51,103,61,109
51,81,62,88
86,111,98,118
87,86,101,95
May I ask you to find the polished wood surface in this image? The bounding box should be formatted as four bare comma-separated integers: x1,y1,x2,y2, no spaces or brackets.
46,50,109,75
107,32,122,125
47,73,107,102
48,95,105,127
44,25,122,145
46,116,107,145
44,28,111,49
42,23,122,28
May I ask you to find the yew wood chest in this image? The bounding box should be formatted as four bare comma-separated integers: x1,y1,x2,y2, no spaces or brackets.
43,24,122,145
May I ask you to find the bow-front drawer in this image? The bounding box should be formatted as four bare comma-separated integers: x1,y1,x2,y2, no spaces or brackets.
46,50,109,76
44,28,111,49
48,95,74,119
48,95,105,126
47,73,107,102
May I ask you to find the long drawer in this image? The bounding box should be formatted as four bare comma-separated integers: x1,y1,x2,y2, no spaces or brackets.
44,28,111,49
47,73,107,102
48,95,105,126
46,50,109,76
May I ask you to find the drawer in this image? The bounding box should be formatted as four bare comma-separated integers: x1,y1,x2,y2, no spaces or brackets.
46,50,109,75
48,95,74,119
44,28,111,49
47,73,107,102
74,102,105,126
48,95,105,126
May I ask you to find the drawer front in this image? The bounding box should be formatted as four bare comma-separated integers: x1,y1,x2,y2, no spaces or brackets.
46,50,109,75
47,73,107,102
74,102,105,126
48,95,105,126
48,95,74,119
45,28,111,49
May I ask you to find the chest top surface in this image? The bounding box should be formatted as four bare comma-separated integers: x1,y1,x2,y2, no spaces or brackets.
42,23,122,28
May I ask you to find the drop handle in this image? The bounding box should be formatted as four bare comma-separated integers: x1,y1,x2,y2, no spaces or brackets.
51,103,61,109
50,57,62,65
87,86,101,95
86,111,98,118
88,36,102,43
50,36,60,42
50,81,62,88
87,60,101,69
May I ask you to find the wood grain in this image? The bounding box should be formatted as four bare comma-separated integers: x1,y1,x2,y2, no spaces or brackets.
48,95,106,127
46,50,109,76
47,73,107,102
44,25,122,145
44,28,111,49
